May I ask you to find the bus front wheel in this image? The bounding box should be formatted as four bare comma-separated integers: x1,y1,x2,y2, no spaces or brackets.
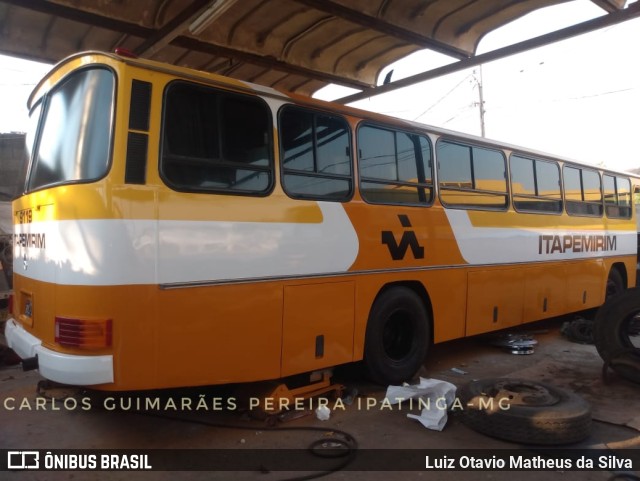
363,287,430,385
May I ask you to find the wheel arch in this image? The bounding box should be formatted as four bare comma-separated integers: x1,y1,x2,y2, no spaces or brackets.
371,280,434,345
610,262,628,290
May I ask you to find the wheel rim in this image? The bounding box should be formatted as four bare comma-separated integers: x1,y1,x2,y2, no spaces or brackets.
382,309,414,361
619,310,640,349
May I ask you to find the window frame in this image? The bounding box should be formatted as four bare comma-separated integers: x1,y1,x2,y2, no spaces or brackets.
509,153,563,215
603,173,632,219
356,121,434,207
278,104,353,202
436,138,509,211
160,80,275,197
562,165,603,217
25,65,116,194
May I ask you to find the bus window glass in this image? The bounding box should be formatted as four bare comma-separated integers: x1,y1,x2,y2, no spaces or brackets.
510,156,534,196
162,82,272,194
397,132,418,182
221,96,270,169
582,169,602,203
536,160,561,200
280,106,352,201
358,124,432,205
510,155,561,213
358,126,396,181
564,166,603,217
24,102,42,181
473,147,506,193
28,68,114,191
617,177,631,208
437,140,507,209
437,142,472,189
563,166,582,202
316,115,350,176
604,174,632,218
604,175,616,205
281,110,314,172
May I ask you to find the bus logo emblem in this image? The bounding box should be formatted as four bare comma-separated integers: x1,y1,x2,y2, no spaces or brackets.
381,215,425,260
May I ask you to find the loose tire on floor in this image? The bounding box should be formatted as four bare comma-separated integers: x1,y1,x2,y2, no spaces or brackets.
593,286,640,384
458,378,592,445
363,287,430,385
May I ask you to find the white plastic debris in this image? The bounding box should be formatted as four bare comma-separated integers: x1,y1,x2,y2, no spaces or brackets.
315,405,331,421
385,377,457,431
450,367,467,375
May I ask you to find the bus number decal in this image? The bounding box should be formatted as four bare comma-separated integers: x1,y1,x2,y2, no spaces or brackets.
381,214,425,261
15,208,33,224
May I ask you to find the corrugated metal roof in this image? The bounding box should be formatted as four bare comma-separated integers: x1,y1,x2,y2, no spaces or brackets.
0,0,637,99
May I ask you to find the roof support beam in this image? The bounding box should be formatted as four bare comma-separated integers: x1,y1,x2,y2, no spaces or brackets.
171,36,372,90
0,0,371,90
590,0,626,14
336,2,640,104
134,0,212,57
293,0,470,60
0,0,151,37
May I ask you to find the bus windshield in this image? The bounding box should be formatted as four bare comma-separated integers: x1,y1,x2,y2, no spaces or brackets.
26,67,114,192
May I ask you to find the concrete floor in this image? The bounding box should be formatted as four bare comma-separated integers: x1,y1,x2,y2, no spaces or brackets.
1,315,639,480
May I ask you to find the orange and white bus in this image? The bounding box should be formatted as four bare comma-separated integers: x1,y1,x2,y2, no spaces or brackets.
5,51,637,391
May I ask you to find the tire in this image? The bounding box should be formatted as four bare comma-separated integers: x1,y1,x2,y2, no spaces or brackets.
458,378,592,445
363,287,430,385
593,287,640,384
605,268,625,300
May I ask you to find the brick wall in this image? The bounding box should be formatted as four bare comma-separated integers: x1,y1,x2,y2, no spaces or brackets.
0,133,27,201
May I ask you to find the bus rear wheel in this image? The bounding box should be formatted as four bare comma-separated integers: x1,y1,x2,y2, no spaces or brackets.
605,267,625,300
363,287,430,385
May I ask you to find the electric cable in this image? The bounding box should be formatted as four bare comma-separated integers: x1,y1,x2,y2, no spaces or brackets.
137,410,359,481
35,381,359,480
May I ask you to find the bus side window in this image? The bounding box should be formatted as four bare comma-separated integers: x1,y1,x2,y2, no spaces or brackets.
437,140,507,210
357,124,433,205
279,106,353,201
161,81,273,195
604,174,632,219
564,166,603,217
510,154,562,214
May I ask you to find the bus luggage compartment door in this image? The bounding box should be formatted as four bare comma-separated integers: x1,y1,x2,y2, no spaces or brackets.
281,281,354,377
466,268,524,336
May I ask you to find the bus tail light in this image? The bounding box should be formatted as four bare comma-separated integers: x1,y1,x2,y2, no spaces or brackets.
55,317,112,349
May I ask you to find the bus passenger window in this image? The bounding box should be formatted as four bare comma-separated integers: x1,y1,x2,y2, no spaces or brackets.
437,140,507,210
279,106,352,201
358,124,432,205
563,166,603,217
161,81,273,195
510,155,562,213
604,174,632,219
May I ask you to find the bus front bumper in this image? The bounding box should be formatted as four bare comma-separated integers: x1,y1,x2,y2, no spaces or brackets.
4,318,114,386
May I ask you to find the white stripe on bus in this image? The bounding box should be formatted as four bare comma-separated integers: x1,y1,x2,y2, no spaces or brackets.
14,202,359,286
445,209,636,264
